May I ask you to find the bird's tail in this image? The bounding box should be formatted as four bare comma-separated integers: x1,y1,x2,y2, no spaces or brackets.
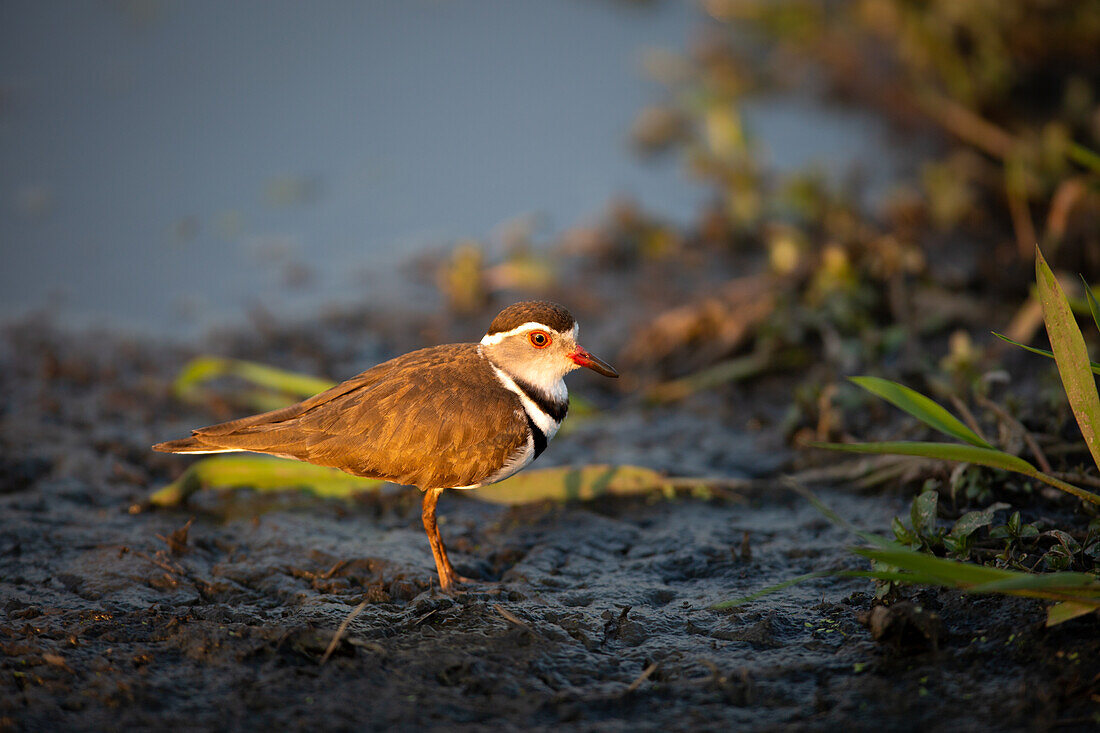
151,436,242,454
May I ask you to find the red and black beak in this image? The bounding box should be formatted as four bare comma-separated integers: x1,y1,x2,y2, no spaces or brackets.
569,345,619,378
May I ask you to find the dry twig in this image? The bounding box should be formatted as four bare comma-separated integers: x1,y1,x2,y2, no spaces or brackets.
626,662,659,693
320,598,370,665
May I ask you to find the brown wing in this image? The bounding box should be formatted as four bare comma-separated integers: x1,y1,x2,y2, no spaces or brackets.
155,344,531,489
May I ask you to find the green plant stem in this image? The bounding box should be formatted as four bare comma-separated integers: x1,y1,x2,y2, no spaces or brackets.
1028,467,1100,505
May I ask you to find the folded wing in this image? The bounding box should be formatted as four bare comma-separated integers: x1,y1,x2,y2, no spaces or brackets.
153,344,530,488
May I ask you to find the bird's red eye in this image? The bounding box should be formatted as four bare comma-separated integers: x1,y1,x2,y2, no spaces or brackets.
528,331,551,348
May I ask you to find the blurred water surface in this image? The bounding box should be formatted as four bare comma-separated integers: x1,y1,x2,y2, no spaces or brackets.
0,0,900,336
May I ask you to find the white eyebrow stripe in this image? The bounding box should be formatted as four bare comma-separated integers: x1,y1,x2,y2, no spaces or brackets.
480,321,555,346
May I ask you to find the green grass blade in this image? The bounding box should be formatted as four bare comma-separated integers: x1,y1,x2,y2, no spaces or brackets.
1047,601,1100,626
1082,275,1100,337
815,441,1100,505
646,350,774,403
992,332,1100,375
783,480,894,547
715,491,1100,619
229,360,336,396
812,441,1036,474
1036,248,1100,471
848,376,993,448
149,455,383,505
711,571,831,609
853,548,1100,599
174,356,336,407
848,553,1100,625
968,573,1100,594
471,465,666,505
150,459,667,508
838,569,946,585
1067,141,1100,176
852,546,1017,586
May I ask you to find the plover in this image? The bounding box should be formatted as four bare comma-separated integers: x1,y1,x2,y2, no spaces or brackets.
153,300,618,590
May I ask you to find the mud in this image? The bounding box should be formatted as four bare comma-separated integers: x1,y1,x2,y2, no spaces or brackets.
2,318,1099,732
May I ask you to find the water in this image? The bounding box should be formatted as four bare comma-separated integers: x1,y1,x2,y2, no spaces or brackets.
0,0,902,336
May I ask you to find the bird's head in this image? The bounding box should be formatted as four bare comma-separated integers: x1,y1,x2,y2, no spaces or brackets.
479,301,618,390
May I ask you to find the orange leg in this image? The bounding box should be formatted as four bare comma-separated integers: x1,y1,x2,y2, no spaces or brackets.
421,487,458,590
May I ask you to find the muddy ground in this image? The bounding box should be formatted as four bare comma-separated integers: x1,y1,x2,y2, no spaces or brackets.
2,314,1099,732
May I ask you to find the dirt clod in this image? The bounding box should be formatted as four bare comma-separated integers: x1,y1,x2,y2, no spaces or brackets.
863,602,943,652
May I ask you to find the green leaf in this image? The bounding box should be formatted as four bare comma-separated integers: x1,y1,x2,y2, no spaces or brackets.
1082,275,1100,337
991,332,1100,375
942,534,969,557
848,377,993,448
892,516,916,545
1042,547,1074,571
948,503,1009,540
1036,248,1100,471
910,489,938,537
1045,529,1082,554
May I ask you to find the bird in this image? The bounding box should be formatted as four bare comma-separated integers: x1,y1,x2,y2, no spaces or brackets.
153,300,618,590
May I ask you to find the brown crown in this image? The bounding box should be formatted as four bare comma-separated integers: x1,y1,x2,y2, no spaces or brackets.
486,301,576,335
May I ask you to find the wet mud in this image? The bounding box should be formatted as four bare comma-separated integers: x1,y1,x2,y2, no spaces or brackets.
2,320,1099,732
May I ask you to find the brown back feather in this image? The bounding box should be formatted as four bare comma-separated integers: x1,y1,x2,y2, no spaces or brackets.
168,344,531,489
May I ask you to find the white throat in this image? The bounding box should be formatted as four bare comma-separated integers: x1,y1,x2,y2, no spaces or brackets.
478,344,568,403
487,363,565,440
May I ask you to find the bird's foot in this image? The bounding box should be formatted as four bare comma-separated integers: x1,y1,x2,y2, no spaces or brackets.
435,566,496,593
